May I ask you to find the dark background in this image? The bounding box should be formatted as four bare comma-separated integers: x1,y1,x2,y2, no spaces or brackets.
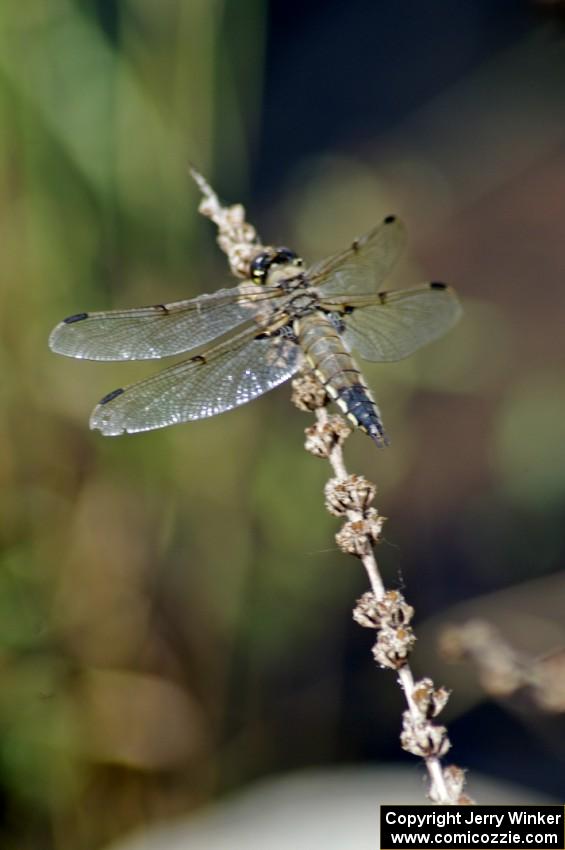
1,1,564,847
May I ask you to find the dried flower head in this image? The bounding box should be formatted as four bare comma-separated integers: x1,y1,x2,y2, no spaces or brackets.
291,372,329,412
324,474,377,516
372,625,416,669
433,765,473,805
304,415,351,458
412,678,450,719
335,508,385,557
353,592,382,629
353,590,414,630
401,712,451,759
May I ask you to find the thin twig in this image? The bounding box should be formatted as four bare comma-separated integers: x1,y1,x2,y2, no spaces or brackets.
309,404,456,804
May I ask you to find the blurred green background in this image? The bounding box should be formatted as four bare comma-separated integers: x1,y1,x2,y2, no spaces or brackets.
1,1,565,847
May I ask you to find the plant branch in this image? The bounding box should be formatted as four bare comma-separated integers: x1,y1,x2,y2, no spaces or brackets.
190,167,472,805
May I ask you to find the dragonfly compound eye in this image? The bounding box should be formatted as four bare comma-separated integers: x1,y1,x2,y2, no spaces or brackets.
273,247,299,265
249,251,273,284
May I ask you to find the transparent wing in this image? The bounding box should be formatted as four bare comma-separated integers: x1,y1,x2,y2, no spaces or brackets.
321,283,462,362
48,284,284,361
89,328,300,435
308,216,407,296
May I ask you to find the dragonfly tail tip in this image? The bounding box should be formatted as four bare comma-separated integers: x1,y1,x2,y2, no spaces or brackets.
369,428,390,448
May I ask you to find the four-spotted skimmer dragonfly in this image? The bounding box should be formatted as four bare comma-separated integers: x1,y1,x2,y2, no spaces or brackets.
49,215,461,445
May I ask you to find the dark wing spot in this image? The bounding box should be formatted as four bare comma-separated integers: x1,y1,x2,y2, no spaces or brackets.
378,292,387,304
430,281,448,290
63,312,89,324
99,387,125,405
191,354,207,365
154,304,169,313
384,215,396,224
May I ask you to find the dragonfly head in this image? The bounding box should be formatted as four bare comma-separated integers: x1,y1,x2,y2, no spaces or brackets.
249,246,302,285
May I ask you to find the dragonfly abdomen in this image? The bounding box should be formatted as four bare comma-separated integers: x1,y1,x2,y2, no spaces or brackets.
295,314,388,447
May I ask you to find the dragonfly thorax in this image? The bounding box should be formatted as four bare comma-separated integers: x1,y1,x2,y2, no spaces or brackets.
287,291,319,315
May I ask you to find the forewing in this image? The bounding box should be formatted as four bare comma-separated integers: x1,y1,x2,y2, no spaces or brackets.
49,284,283,361
323,283,462,362
308,216,407,296
89,329,300,435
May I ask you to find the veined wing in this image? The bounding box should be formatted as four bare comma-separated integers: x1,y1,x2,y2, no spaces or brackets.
89,326,300,435
48,283,285,361
308,215,407,296
320,282,462,362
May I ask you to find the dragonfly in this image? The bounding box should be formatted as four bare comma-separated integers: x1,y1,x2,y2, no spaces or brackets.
48,215,462,446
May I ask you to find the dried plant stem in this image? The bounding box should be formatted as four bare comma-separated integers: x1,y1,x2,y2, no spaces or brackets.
189,166,261,280
190,167,471,805
315,406,453,804
316,407,384,597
